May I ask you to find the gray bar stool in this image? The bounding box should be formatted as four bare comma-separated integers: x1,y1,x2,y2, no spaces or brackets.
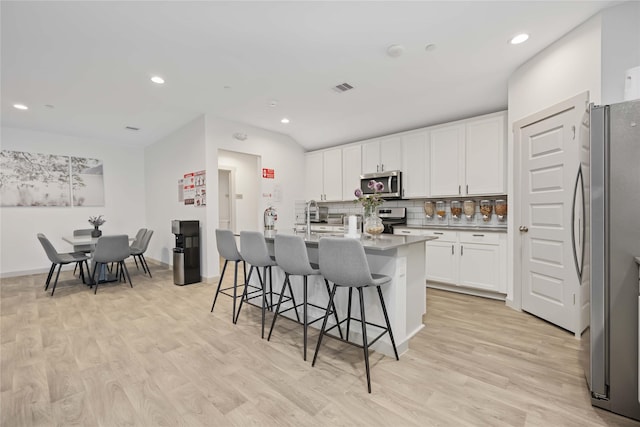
210,229,251,323
268,234,343,361
236,231,292,338
312,237,399,393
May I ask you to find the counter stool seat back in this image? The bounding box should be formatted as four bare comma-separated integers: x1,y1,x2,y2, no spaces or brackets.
313,237,398,393
210,229,248,323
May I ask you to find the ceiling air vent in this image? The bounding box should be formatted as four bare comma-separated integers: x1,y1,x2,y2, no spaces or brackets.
332,82,354,93
125,126,140,131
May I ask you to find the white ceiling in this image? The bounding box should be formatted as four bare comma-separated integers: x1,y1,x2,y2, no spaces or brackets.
1,1,616,151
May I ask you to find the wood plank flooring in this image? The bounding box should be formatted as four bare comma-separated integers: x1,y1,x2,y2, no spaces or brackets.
1,262,638,426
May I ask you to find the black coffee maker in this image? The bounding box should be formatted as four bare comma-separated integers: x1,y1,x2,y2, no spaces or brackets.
171,220,200,285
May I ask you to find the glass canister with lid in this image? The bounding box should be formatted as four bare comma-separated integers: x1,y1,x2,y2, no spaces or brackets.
450,200,462,220
423,201,435,219
436,201,446,220
463,200,476,220
495,199,507,221
480,200,493,222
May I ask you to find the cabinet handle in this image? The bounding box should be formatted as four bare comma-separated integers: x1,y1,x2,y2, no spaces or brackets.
434,232,444,235
466,184,469,194
451,244,454,255
376,165,380,172
472,234,485,237
458,185,461,195
461,245,464,255
402,230,410,234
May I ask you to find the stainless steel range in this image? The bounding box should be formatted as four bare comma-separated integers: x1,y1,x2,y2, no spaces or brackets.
376,207,406,234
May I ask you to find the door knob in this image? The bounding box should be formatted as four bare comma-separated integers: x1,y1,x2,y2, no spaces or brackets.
519,226,529,232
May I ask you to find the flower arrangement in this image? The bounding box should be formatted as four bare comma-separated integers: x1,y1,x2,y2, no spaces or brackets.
88,215,106,227
354,180,385,216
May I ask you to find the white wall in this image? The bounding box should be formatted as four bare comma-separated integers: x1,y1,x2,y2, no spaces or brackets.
144,116,208,275
0,126,146,276
204,116,306,278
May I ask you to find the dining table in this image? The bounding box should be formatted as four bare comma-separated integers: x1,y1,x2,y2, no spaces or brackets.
62,234,134,284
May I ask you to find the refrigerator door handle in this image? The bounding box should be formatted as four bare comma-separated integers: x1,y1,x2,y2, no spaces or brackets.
571,166,584,280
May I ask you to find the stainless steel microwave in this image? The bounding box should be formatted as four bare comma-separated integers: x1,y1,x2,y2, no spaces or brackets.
359,170,403,199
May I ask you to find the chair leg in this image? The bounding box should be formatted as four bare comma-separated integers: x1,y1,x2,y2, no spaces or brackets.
231,260,239,320
286,276,300,323
234,265,254,324
92,262,101,294
50,264,63,296
358,287,372,393
346,287,353,341
257,267,267,339
303,275,308,361
141,254,152,277
377,286,399,360
45,264,56,290
78,261,85,284
73,262,78,276
324,279,343,339
121,261,133,287
312,283,338,367
133,255,140,270
211,260,229,312
267,273,290,341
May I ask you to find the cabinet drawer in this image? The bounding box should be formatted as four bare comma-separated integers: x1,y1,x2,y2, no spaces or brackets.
394,228,424,236
423,230,456,242
459,231,500,245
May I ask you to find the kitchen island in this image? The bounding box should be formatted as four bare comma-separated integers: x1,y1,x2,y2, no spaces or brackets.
250,231,436,357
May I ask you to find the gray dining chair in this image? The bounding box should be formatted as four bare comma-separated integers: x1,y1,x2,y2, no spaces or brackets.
91,235,133,294
130,229,153,277
312,237,399,393
37,233,90,296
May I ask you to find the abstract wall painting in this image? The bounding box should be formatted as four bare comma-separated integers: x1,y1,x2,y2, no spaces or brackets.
0,150,105,207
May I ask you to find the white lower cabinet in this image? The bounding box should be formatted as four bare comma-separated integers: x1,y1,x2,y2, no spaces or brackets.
394,228,506,295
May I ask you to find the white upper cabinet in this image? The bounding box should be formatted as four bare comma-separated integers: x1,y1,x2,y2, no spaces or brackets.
430,124,465,197
430,111,506,197
401,130,429,198
362,136,402,174
465,113,506,195
342,145,362,201
304,147,343,202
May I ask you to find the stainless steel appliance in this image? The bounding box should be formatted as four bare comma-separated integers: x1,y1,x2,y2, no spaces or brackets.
360,170,403,199
584,99,640,421
305,205,328,222
377,207,406,234
171,220,201,286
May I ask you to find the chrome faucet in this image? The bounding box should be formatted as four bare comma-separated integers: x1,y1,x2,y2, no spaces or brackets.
306,199,317,237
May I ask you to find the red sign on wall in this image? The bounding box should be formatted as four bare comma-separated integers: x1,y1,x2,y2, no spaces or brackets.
262,168,275,179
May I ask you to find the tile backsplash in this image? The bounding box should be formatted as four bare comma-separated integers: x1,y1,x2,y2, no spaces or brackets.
297,197,508,228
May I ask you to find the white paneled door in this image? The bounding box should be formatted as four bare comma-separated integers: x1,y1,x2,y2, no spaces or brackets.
519,106,581,333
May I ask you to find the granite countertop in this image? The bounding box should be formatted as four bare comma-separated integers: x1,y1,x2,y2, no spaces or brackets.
263,230,437,251
395,225,508,233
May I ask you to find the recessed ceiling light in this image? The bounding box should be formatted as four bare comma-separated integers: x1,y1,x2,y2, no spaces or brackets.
281,118,290,124
150,76,165,84
510,33,529,45
13,104,28,110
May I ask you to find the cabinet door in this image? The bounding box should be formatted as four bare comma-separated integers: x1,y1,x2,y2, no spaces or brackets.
323,148,342,201
458,242,500,292
430,125,465,197
426,241,457,284
362,140,380,174
342,145,362,201
379,136,402,172
401,131,429,198
465,114,506,195
304,151,323,201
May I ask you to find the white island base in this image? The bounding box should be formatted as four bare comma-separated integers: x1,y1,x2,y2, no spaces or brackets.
250,232,433,357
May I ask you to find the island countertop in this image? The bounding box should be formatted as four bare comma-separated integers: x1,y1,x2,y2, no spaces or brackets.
263,230,437,251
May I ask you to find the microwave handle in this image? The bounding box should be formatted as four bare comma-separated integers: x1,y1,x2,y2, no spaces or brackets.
387,175,393,193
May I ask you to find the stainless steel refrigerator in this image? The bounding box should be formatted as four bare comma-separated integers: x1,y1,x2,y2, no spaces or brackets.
584,99,640,421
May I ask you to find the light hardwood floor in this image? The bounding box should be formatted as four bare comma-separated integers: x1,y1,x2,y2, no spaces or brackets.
1,262,638,426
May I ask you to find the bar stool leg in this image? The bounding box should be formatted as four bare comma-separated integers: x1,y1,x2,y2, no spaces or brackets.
303,275,308,361
324,279,343,339
377,286,399,360
358,287,371,393
346,287,353,341
267,273,290,341
258,267,267,339
211,260,229,312
231,260,239,321
234,265,254,324
312,283,338,367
